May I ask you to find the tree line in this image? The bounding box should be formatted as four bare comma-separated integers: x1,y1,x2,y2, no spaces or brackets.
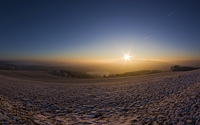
0,65,21,71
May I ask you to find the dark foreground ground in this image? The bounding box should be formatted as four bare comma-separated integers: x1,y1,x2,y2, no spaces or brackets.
0,70,200,124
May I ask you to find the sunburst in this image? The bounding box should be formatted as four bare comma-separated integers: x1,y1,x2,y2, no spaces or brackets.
123,54,131,61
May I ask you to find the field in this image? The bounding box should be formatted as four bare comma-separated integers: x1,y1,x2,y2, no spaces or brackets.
0,70,200,124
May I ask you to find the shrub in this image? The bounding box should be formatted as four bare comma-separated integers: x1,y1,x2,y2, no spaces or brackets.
60,70,101,79
150,70,162,74
171,65,181,71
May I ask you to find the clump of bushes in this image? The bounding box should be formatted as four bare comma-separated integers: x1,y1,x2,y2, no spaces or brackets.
50,69,164,79
60,70,101,79
50,70,60,76
0,65,21,71
171,65,199,71
149,70,162,74
50,70,102,79
107,70,162,78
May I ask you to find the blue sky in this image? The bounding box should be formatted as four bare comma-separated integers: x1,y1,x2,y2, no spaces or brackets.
0,0,200,63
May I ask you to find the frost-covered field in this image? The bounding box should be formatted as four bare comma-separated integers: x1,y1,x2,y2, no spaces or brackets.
0,70,200,124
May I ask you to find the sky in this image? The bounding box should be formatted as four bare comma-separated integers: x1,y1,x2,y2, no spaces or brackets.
0,0,200,65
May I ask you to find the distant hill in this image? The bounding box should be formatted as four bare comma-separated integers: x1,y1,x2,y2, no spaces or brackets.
0,59,173,74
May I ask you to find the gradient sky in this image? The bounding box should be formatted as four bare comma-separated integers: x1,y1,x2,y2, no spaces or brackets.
0,0,200,64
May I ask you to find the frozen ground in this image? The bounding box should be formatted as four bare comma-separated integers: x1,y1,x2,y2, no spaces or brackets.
0,70,200,124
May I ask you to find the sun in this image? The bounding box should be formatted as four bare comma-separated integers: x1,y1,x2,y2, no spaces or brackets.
123,54,131,61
